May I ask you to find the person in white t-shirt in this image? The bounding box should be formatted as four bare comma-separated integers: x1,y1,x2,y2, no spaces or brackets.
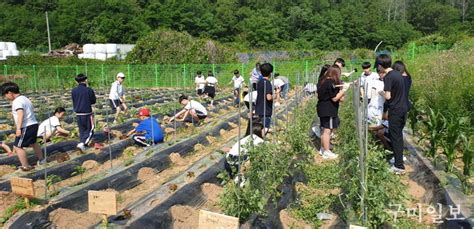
250,62,262,90
204,71,218,107
224,122,264,181
1,82,44,171
194,71,206,98
37,107,70,143
359,62,380,102
272,77,285,106
169,95,208,124
229,70,245,105
109,72,127,123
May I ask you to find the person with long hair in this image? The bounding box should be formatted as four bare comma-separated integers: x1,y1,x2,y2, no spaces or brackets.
392,61,412,111
317,65,350,160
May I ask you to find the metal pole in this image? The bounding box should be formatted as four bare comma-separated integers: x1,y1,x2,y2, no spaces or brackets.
105,101,113,169
43,125,48,199
33,65,37,92
45,11,52,53
173,75,177,143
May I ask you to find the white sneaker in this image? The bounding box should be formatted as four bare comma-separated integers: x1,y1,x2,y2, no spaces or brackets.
389,156,407,164
322,150,338,160
389,166,406,175
319,148,323,156
37,158,47,166
76,142,86,152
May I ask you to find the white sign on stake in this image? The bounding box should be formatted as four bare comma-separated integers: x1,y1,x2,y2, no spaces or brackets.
198,209,239,229
88,190,117,215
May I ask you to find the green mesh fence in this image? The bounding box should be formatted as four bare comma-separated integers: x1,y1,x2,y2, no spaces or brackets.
1,59,380,93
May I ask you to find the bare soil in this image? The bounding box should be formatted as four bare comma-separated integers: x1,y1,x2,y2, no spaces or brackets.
82,160,99,169
169,205,199,229
279,209,312,229
0,191,18,217
49,208,102,229
0,165,16,177
137,167,157,182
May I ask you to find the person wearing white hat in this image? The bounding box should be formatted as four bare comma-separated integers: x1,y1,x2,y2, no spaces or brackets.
109,72,127,123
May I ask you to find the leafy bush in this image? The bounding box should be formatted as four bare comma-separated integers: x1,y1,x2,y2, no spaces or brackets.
126,28,236,64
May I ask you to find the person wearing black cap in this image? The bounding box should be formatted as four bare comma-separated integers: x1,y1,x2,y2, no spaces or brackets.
71,74,96,152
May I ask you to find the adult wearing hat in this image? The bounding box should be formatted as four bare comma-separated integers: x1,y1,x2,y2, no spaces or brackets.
109,72,127,123
126,108,164,147
71,73,96,152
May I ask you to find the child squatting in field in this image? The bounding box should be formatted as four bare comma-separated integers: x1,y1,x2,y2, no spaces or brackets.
126,107,164,147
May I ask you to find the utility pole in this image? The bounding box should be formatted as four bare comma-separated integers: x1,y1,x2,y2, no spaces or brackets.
46,11,52,53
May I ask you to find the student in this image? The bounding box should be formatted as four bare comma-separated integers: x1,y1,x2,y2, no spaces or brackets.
377,54,408,174
317,66,350,160
205,71,218,107
243,90,257,111
359,62,380,102
334,58,356,77
194,71,206,97
37,107,70,143
71,74,97,152
275,73,289,99
250,62,262,90
271,77,285,106
229,70,245,105
169,95,208,124
255,63,274,135
1,82,45,171
224,122,264,180
243,90,258,136
0,141,13,156
303,82,317,96
366,69,385,127
126,108,164,147
109,72,127,123
317,64,331,87
392,61,412,111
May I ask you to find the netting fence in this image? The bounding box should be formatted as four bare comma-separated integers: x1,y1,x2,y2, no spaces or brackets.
1,60,372,93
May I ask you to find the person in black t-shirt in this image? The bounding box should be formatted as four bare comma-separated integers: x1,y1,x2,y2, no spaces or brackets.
377,54,408,174
317,65,350,160
392,61,412,111
255,63,274,136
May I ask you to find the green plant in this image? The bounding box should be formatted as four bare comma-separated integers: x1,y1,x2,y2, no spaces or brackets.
440,115,467,172
46,174,62,192
219,182,266,222
71,165,87,183
0,198,39,224
420,108,446,158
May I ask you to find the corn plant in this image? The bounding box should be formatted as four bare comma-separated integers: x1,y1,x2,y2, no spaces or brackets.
407,99,421,136
440,115,467,172
420,108,446,158
462,135,473,177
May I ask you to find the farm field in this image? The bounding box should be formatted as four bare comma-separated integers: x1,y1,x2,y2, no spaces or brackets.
0,39,472,228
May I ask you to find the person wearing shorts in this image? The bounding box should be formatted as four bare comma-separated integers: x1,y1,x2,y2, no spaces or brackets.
1,82,45,171
0,141,13,156
205,71,218,107
195,71,206,97
317,65,350,160
109,72,127,123
229,70,245,105
169,95,208,125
